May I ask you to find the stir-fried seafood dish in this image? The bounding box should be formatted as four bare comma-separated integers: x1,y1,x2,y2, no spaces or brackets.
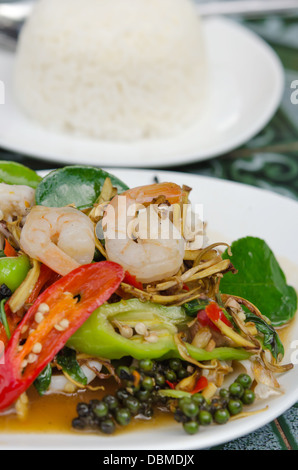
0,162,296,436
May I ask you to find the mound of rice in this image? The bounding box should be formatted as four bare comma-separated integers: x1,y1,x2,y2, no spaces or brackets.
14,0,207,142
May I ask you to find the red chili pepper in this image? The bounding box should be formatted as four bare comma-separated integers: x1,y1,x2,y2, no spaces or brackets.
183,284,190,292
191,376,208,394
205,302,233,328
197,309,217,330
165,380,177,390
26,264,61,305
123,271,143,291
0,261,124,411
3,240,17,258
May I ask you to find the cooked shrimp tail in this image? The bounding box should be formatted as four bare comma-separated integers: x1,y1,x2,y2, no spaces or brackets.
103,183,185,284
20,206,95,276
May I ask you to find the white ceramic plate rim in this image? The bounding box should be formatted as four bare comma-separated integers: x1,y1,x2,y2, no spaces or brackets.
0,16,284,168
0,169,297,450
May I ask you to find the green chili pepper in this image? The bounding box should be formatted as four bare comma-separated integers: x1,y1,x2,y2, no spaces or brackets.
0,299,11,339
68,299,251,362
0,254,31,292
0,161,42,189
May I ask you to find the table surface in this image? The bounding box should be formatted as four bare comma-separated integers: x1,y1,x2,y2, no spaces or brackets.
0,2,298,450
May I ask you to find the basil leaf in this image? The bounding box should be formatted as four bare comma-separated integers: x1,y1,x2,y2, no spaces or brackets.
245,311,284,360
183,299,209,316
220,237,297,327
34,364,52,396
35,166,129,210
57,347,87,385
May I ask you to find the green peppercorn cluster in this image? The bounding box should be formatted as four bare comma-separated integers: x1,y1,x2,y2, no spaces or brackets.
72,361,255,436
175,373,255,435
72,358,191,434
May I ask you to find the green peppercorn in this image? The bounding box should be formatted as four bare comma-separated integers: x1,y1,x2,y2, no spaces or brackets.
179,398,199,418
76,402,90,418
219,388,230,399
92,401,109,419
116,388,130,403
142,376,154,391
214,408,230,425
236,373,253,389
103,395,119,411
72,417,86,430
142,405,154,418
125,396,140,415
229,382,244,398
177,368,189,380
198,410,212,426
139,359,154,372
155,373,166,387
116,365,133,381
137,389,150,402
228,399,243,416
241,389,255,405
192,393,205,407
169,359,182,371
183,420,199,435
165,369,177,382
115,408,131,426
100,419,116,434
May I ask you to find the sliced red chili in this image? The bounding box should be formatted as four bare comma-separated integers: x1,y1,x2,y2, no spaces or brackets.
197,303,233,333
205,302,233,328
4,240,17,258
0,261,124,411
123,271,143,291
191,376,208,394
165,380,177,390
26,264,60,305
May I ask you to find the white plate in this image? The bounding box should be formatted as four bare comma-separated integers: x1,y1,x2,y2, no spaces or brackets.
0,169,297,450
0,17,284,168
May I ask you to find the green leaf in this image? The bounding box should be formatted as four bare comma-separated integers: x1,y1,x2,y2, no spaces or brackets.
220,237,297,327
57,347,87,385
0,161,42,189
244,311,284,360
34,364,52,396
182,299,209,316
35,165,129,210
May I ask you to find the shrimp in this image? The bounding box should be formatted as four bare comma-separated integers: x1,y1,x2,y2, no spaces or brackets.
0,183,35,223
103,182,185,283
20,206,95,276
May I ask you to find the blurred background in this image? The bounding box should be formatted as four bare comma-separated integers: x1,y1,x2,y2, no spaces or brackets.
0,0,298,450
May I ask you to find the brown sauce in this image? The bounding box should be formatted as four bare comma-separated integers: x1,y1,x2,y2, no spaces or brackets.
0,377,171,435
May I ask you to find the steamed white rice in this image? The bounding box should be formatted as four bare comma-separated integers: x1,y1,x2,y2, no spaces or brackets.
14,0,207,142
